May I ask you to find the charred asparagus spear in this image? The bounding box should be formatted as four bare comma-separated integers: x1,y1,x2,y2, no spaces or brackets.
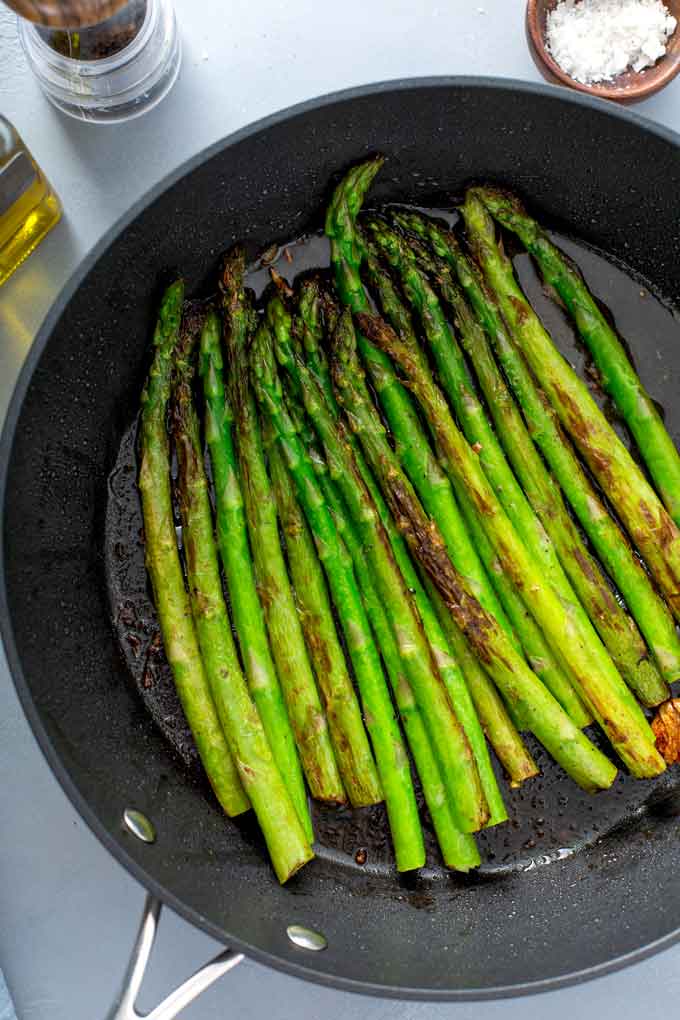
423,575,538,786
266,435,383,807
474,185,680,527
330,309,508,824
251,320,426,870
362,236,588,727
395,205,680,685
138,284,249,818
171,311,313,882
442,194,680,621
221,250,345,805
401,224,669,709
358,312,665,780
296,277,331,387
198,310,312,836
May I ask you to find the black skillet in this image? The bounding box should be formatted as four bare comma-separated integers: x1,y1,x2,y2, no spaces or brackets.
2,79,680,1007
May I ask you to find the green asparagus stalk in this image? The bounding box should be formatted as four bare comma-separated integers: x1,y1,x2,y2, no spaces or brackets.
475,185,680,527
358,311,665,780
438,196,680,621
138,284,249,818
450,464,586,725
171,315,313,882
380,481,533,786
198,310,312,837
395,206,680,686
221,251,345,805
326,162,514,644
406,224,669,709
363,235,589,727
296,277,332,390
268,324,492,835
330,309,508,825
303,421,480,869
424,575,538,786
266,436,383,807
296,283,532,791
251,321,426,870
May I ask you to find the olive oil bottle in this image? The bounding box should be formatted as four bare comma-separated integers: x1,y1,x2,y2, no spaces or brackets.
0,116,61,287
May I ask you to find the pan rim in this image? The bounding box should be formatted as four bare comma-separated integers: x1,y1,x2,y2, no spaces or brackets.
2,73,680,1001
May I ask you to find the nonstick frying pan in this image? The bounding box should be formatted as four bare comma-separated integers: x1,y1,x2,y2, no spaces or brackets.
2,78,680,1008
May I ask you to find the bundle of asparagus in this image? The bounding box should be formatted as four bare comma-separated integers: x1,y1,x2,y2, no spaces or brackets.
137,157,679,884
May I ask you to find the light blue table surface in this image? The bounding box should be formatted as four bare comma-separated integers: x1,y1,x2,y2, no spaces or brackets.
0,972,16,1020
1,2,680,1018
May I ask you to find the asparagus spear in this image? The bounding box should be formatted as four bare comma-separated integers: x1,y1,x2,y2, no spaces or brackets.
267,322,492,835
475,185,680,527
266,435,383,807
405,225,669,709
424,575,538,786
138,284,249,818
301,416,480,869
358,312,665,780
251,322,426,871
296,277,331,389
198,310,312,837
326,162,514,645
449,465,584,725
296,285,532,794
171,313,313,882
395,207,680,685
221,251,345,805
330,309,508,825
436,197,680,621
363,235,589,727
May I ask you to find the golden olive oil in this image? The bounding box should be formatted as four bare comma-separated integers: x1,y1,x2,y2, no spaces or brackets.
0,117,62,287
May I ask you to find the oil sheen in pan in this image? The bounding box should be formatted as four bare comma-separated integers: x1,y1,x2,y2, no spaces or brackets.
104,213,680,880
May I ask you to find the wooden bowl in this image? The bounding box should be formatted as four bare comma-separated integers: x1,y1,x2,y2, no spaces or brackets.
526,0,680,103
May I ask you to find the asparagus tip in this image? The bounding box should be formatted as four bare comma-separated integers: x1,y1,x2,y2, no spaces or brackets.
219,244,247,299
355,312,412,374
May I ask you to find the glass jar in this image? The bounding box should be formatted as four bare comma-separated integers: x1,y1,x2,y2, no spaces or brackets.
18,0,181,123
5,1,130,27
0,116,62,286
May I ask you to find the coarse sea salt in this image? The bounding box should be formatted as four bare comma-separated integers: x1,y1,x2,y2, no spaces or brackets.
546,0,677,84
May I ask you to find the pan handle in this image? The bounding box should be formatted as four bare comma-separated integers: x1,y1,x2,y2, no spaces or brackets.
105,894,244,1020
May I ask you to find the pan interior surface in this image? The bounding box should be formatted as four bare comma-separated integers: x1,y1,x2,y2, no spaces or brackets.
2,79,680,999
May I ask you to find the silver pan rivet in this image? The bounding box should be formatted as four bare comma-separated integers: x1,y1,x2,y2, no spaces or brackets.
123,808,157,844
286,925,327,952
